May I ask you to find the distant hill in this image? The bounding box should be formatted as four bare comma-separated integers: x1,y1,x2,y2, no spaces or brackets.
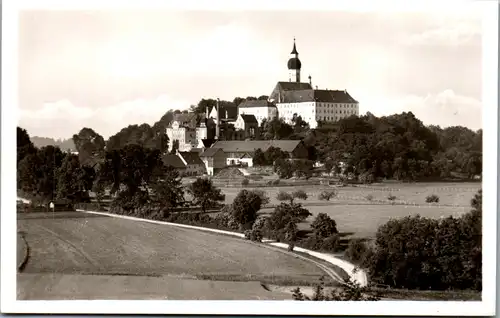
31,136,76,152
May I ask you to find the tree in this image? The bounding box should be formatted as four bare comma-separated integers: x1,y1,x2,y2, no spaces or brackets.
72,127,105,165
273,158,293,179
106,124,169,153
187,178,225,213
367,190,483,291
252,148,266,166
276,190,307,204
261,117,294,140
17,145,66,204
17,127,36,164
310,213,338,238
318,190,337,201
263,202,311,241
56,154,94,202
231,189,263,230
150,165,184,216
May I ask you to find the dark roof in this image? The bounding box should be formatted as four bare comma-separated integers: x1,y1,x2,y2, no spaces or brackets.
277,81,312,91
239,114,258,124
178,151,204,165
199,147,224,157
162,154,187,169
211,140,302,153
287,57,301,70
238,99,276,108
190,148,203,153
201,139,215,148
281,89,358,103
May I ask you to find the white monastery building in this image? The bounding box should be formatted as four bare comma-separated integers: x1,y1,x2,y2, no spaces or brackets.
269,38,359,128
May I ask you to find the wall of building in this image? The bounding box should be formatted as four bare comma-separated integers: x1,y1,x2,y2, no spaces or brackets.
315,102,359,122
239,107,278,126
276,102,317,128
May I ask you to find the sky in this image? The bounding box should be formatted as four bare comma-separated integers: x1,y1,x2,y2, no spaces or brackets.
18,7,484,139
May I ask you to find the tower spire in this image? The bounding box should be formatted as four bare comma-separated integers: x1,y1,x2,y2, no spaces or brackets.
291,37,298,55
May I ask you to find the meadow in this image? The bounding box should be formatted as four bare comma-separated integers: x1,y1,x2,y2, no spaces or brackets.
17,212,330,287
221,181,480,239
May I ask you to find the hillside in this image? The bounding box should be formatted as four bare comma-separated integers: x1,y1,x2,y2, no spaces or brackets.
30,136,76,152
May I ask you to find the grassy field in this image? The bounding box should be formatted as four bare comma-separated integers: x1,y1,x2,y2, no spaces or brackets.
220,182,480,239
223,182,480,207
18,273,292,300
18,212,331,288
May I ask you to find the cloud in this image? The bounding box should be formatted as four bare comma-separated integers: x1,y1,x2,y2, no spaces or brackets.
19,95,191,139
400,20,481,46
359,89,482,130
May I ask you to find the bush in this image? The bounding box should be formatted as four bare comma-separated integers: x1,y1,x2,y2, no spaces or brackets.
241,178,250,186
310,213,338,238
300,234,324,251
276,191,293,202
231,189,264,230
367,190,482,291
425,194,440,203
345,238,371,265
321,234,340,252
365,194,374,201
292,277,380,301
272,179,281,185
213,205,240,230
318,190,337,201
244,217,266,242
251,189,270,206
387,194,397,201
292,190,308,201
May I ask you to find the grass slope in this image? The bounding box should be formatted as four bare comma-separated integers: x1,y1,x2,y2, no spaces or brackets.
18,212,328,286
17,273,292,300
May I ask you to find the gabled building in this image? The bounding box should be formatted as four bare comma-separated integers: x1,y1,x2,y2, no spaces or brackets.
237,100,278,126
276,88,359,128
199,147,226,176
210,140,308,167
162,153,187,174
166,113,214,152
268,39,359,129
177,151,206,176
234,114,259,139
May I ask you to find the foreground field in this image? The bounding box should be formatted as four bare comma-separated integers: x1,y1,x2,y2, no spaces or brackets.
18,273,291,300
18,212,330,299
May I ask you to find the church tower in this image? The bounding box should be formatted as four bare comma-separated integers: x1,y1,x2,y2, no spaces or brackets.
287,38,301,83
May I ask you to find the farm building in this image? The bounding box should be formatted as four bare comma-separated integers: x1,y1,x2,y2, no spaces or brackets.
162,154,187,175
209,140,308,167
199,147,226,176
177,151,206,176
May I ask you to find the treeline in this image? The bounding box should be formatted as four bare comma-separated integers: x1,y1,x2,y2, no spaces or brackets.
346,190,482,291
252,112,482,182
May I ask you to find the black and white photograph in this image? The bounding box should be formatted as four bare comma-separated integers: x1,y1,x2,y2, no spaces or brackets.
1,0,498,315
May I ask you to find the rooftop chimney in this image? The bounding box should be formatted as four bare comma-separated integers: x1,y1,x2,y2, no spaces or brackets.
308,75,312,86
315,85,318,90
